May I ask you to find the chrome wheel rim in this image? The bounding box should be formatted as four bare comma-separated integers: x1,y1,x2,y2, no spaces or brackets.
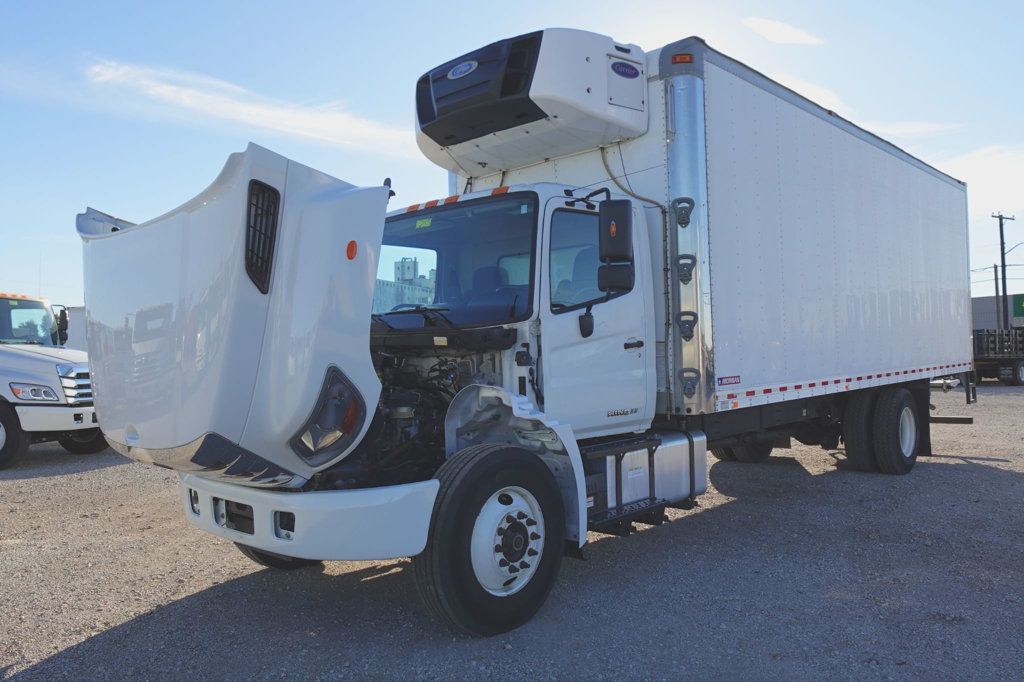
1018,365,1024,383
470,485,544,597
0,421,6,451
899,406,917,458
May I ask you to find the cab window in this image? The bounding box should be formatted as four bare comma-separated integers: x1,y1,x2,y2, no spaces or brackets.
549,210,632,312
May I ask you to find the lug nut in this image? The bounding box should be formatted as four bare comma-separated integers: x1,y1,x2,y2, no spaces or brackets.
494,544,503,553
508,564,519,573
519,561,530,569
530,532,541,541
505,514,515,524
527,548,538,557
525,518,537,527
499,558,509,567
516,511,527,520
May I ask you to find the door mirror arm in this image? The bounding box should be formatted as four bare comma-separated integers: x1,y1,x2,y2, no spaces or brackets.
578,303,595,338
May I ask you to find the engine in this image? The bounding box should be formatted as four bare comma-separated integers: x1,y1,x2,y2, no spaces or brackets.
312,354,497,489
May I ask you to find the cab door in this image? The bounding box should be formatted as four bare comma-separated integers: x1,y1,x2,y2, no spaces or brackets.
538,198,654,437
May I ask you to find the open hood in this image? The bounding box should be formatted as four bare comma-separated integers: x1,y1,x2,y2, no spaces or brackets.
78,144,390,486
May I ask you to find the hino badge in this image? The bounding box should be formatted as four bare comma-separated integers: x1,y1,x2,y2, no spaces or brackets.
77,29,972,634
1,292,106,467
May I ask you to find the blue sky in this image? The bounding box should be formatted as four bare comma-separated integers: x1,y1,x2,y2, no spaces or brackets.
2,0,1022,305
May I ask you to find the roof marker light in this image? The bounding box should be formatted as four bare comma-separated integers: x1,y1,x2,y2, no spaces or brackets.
671,53,694,64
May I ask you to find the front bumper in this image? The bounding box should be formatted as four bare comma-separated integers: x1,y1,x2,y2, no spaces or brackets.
180,473,440,561
14,404,98,433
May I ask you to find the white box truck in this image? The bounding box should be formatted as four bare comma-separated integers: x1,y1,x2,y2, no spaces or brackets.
77,29,972,634
1,293,106,467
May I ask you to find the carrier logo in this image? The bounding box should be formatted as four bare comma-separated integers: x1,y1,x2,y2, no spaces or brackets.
610,61,640,79
717,375,741,386
447,60,478,80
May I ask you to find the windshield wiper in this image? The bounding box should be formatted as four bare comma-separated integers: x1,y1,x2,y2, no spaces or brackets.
382,305,456,328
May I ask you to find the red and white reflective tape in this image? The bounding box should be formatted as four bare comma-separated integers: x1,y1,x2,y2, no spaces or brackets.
403,186,511,213
716,361,973,411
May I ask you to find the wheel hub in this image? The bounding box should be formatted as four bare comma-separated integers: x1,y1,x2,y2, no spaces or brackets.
0,421,6,450
470,486,545,597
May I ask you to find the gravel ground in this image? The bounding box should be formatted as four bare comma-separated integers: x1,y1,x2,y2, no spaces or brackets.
2,384,1022,679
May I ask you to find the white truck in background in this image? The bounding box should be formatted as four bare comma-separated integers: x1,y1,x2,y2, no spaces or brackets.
0,293,106,467
77,28,972,634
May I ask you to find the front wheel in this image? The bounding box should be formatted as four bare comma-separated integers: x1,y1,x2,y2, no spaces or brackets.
0,405,29,469
58,428,110,455
414,444,565,636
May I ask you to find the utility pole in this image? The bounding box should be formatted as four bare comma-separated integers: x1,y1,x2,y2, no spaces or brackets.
993,212,1016,330
994,263,1001,329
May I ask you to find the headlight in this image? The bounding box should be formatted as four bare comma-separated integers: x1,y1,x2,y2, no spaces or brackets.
290,367,366,466
10,383,60,401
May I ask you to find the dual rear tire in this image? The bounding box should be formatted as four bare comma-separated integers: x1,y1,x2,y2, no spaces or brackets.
843,386,919,474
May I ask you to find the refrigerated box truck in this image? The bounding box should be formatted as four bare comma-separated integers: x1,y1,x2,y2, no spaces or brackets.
77,28,972,634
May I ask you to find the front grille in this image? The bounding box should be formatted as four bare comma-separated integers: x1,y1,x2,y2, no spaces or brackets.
245,180,281,294
58,363,92,406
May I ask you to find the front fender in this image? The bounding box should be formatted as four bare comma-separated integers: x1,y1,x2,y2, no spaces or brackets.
445,385,587,547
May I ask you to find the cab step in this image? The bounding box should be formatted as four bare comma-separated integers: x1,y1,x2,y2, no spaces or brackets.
588,496,669,535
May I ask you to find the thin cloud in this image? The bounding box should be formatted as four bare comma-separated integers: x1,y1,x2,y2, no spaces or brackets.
771,72,851,114
85,60,416,158
743,17,824,45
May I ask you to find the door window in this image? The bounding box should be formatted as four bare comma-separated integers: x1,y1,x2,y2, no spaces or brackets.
549,210,632,312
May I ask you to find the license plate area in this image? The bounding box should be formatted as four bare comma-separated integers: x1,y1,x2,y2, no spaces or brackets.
213,497,255,535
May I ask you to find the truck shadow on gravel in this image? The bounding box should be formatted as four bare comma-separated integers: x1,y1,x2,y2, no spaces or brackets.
0,446,125,481
14,449,1024,679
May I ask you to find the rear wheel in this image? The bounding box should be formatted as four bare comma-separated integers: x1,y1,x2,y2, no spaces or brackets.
235,543,322,570
842,390,878,472
732,444,773,463
1014,361,1024,387
0,405,28,470
414,443,564,635
58,428,110,454
711,448,737,461
872,387,919,475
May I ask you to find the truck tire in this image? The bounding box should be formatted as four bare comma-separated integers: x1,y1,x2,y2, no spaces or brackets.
414,443,565,636
0,404,29,470
732,444,773,463
842,390,878,472
1014,361,1024,387
58,428,110,455
234,543,322,569
711,448,737,461
872,387,919,475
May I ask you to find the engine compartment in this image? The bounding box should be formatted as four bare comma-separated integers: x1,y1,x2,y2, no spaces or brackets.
310,349,503,490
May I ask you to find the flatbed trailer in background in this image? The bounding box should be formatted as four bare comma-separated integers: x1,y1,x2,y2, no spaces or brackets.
974,328,1024,385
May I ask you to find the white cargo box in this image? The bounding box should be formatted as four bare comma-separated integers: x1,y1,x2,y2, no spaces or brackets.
441,31,972,418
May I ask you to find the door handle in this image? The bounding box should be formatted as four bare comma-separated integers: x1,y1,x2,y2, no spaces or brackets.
623,339,644,350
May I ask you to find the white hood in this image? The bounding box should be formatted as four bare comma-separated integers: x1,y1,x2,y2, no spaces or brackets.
0,344,87,364
78,144,390,485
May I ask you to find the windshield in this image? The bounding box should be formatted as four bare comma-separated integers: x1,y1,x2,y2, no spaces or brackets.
0,298,58,346
373,193,537,327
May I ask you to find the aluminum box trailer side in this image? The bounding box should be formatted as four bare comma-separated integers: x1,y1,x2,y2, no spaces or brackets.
449,36,972,422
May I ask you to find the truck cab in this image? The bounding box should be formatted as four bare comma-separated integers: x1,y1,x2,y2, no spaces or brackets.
0,293,107,468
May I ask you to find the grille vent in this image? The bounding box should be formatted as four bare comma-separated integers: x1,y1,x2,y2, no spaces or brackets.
245,180,281,294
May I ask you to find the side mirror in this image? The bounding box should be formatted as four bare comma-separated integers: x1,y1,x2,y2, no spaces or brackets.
57,309,69,345
598,263,634,293
598,199,632,263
